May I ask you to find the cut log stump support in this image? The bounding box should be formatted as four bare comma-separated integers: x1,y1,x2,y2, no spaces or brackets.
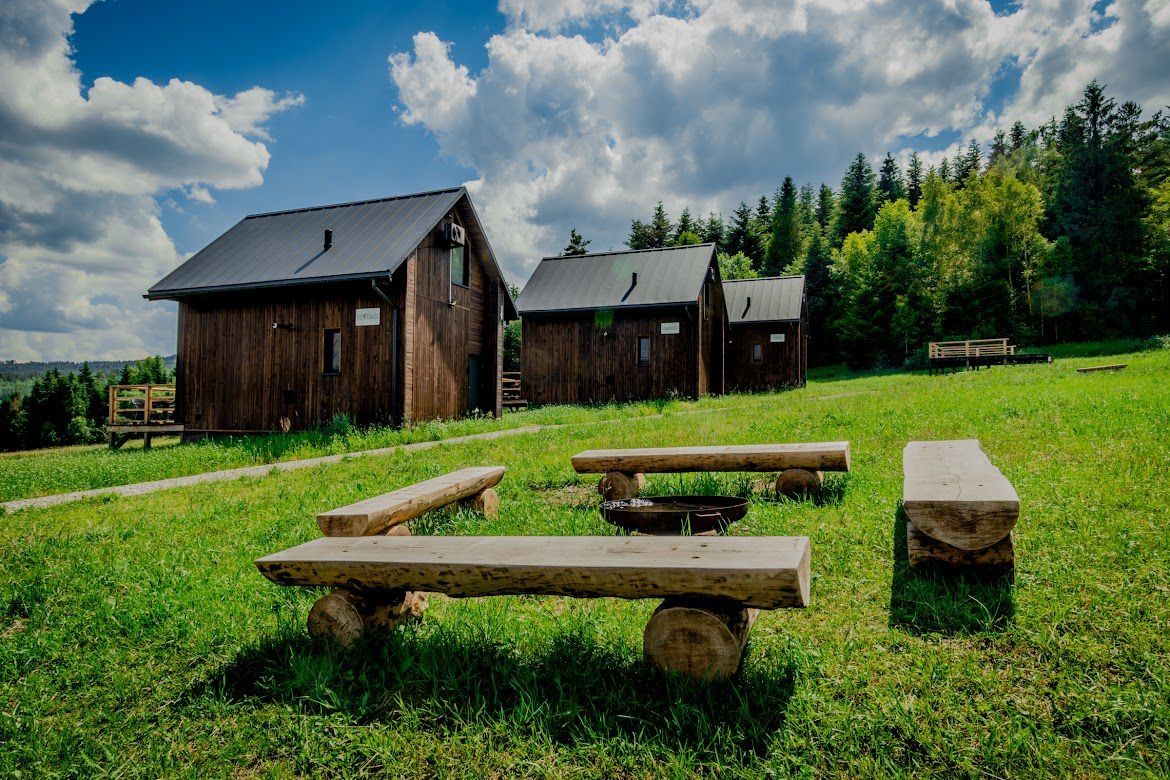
776,468,823,498
643,598,758,681
906,521,1013,574
598,471,645,501
461,487,499,519
307,587,429,646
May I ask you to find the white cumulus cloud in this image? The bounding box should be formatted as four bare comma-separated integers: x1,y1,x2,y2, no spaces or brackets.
389,0,1170,285
0,0,302,360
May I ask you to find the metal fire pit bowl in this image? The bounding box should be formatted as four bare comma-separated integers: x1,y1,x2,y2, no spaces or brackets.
598,495,749,536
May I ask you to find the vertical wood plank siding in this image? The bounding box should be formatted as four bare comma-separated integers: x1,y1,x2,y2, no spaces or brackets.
175,204,503,433
725,316,807,391
521,306,699,405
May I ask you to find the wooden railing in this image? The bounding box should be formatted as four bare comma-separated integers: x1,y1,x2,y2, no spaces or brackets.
502,371,526,409
928,339,1016,359
108,384,176,426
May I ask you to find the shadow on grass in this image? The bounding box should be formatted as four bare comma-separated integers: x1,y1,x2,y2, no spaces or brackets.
194,617,802,759
889,506,1015,635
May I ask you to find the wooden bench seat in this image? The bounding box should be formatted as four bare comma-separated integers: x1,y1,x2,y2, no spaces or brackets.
256,534,811,680
317,466,504,536
903,439,1019,571
571,442,850,500
256,534,810,609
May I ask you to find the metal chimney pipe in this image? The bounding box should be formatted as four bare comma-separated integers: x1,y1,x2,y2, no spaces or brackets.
632,271,638,287
324,229,333,251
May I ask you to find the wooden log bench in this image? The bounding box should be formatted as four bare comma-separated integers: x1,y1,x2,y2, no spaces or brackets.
1076,363,1127,373
571,442,851,500
903,440,1019,572
256,534,811,681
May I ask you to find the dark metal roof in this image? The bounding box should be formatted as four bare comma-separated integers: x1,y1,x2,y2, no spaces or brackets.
148,187,467,299
516,244,716,315
723,276,805,324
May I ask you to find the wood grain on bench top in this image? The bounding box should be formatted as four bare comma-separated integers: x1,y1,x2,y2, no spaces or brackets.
317,466,505,537
903,440,1019,550
255,535,811,609
570,443,851,474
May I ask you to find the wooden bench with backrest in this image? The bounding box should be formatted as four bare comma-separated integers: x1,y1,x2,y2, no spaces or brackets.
256,533,810,681
902,440,1019,572
571,442,851,500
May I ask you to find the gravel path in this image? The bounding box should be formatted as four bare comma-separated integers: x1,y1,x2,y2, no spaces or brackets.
1,425,545,514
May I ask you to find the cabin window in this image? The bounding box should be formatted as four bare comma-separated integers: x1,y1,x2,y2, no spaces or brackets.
450,245,469,288
323,329,341,375
752,343,763,364
638,336,651,367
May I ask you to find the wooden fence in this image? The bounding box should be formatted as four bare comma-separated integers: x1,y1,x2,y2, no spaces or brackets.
502,371,527,409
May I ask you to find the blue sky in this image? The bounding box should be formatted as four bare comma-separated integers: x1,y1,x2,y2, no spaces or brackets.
1,0,1167,360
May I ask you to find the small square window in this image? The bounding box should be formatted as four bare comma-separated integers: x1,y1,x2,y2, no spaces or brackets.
751,343,763,364
450,245,469,287
323,329,341,375
638,336,651,367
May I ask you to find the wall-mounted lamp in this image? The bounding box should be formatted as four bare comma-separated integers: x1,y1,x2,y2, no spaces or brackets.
272,322,294,331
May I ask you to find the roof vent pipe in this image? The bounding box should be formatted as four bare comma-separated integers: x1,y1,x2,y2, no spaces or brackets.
631,271,638,287
743,295,751,318
324,229,333,251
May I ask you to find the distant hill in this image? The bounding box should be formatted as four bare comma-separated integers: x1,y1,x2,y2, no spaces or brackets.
0,356,177,382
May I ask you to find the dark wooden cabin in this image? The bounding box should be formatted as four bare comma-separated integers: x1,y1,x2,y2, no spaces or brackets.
147,187,516,434
516,244,727,404
723,276,807,391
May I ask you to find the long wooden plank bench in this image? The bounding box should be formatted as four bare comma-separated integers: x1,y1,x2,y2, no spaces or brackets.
256,535,811,681
317,466,504,536
903,439,1019,572
571,442,851,500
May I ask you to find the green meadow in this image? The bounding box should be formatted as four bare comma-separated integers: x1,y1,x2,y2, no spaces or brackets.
1,343,1167,777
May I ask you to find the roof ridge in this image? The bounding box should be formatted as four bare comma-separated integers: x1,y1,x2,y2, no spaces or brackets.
244,187,464,219
539,242,715,262
723,274,805,283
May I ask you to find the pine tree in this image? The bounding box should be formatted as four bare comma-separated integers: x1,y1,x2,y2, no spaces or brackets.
561,228,591,256
627,219,650,250
797,184,816,231
726,201,754,259
815,184,835,229
906,152,924,209
939,158,952,183
988,129,1009,169
673,207,698,244
755,195,770,223
953,139,982,187
648,202,673,248
701,212,726,252
877,153,907,205
1009,120,1028,151
764,177,802,275
802,226,837,364
834,152,877,245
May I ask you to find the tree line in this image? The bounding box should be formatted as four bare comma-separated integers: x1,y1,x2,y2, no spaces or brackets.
0,356,172,451
572,81,1169,366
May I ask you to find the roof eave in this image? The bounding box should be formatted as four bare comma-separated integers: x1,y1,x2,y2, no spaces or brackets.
144,270,396,301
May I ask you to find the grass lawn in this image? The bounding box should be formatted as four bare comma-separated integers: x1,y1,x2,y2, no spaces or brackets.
1,344,1167,777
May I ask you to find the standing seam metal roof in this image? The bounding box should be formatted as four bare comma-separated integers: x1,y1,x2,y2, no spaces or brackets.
723,276,805,324
515,244,716,314
147,188,466,298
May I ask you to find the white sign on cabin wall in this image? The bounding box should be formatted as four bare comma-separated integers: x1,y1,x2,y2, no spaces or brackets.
770,333,786,343
355,308,381,326
660,322,680,335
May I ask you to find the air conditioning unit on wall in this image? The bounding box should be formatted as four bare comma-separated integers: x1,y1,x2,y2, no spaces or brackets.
444,221,466,246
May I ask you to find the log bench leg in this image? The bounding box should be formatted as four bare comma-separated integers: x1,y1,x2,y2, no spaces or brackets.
307,587,429,646
906,521,1014,573
776,468,823,498
643,598,758,681
471,487,499,519
598,471,645,501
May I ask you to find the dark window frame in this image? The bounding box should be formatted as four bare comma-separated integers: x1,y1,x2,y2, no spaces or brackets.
638,335,651,367
450,245,470,290
323,328,341,376
751,343,763,364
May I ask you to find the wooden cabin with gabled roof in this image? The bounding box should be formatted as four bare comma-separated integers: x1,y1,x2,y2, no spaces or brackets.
723,275,807,391
515,243,728,405
147,187,516,434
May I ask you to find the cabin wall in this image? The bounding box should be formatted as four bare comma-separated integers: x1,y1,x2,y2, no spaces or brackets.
697,265,727,395
176,279,405,433
521,306,698,405
406,203,500,421
725,318,806,391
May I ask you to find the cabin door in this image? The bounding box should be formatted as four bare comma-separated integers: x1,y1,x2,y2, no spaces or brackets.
467,354,481,413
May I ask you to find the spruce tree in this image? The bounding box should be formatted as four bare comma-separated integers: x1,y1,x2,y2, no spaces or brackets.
561,228,591,256
877,153,907,204
906,152,924,209
701,212,726,252
764,176,802,276
988,129,1009,169
673,207,698,244
648,202,673,248
938,158,952,183
802,226,837,364
1009,120,1028,151
726,201,754,259
815,184,835,229
797,184,816,231
834,152,877,245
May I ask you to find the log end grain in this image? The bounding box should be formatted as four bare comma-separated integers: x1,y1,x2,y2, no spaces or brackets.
306,588,429,646
471,487,500,519
776,468,823,498
643,599,758,681
598,471,645,501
